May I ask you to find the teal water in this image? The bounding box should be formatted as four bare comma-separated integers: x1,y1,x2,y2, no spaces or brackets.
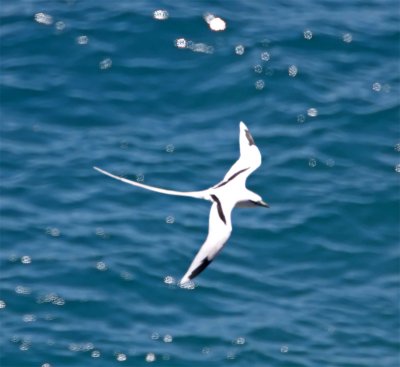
1,1,399,366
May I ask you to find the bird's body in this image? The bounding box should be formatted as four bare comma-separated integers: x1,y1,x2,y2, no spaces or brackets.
94,121,268,285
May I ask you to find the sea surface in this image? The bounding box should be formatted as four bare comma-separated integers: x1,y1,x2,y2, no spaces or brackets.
1,0,399,366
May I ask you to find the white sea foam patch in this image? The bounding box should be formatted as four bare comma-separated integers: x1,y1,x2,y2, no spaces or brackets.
174,38,214,54
35,12,53,25
179,280,195,290
188,42,214,54
99,58,112,70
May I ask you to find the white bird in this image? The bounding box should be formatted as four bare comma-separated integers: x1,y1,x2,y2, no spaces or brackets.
94,121,269,285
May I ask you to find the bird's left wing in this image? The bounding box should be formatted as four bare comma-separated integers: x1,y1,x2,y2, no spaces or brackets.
180,198,233,284
214,122,262,187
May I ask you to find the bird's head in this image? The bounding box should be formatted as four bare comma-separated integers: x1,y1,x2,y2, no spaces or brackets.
250,192,269,208
236,190,269,208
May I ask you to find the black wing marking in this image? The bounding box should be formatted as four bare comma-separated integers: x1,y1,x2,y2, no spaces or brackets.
189,257,212,280
210,194,226,224
245,129,255,146
214,167,250,188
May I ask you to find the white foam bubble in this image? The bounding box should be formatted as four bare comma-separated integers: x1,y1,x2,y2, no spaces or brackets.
175,38,187,49
255,80,265,90
76,35,89,45
343,33,352,43
261,51,270,61
55,21,65,31
307,108,318,117
304,29,313,40
116,353,127,362
326,159,335,167
91,350,101,358
233,337,246,345
372,82,382,92
145,352,156,362
254,64,263,74
164,276,175,285
297,114,306,123
21,255,31,264
288,65,298,77
163,334,173,343
96,261,107,271
235,45,245,55
153,10,169,20
165,144,174,153
280,345,289,353
204,13,226,31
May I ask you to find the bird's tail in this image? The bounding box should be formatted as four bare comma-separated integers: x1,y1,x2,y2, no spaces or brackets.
94,167,210,200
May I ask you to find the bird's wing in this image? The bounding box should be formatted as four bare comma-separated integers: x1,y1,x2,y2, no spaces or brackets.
214,122,262,187
180,197,233,284
94,167,208,200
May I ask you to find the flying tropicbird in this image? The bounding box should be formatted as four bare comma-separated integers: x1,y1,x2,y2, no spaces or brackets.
94,121,269,285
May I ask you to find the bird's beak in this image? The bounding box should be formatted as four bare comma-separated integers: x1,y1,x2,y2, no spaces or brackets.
257,200,269,208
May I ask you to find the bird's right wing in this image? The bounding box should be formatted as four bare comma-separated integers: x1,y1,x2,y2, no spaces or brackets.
180,198,233,284
94,167,208,200
214,122,262,187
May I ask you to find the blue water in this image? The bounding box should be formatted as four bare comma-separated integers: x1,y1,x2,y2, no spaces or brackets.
1,0,399,366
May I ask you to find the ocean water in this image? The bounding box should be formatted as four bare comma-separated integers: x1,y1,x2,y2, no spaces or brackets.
1,0,399,366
